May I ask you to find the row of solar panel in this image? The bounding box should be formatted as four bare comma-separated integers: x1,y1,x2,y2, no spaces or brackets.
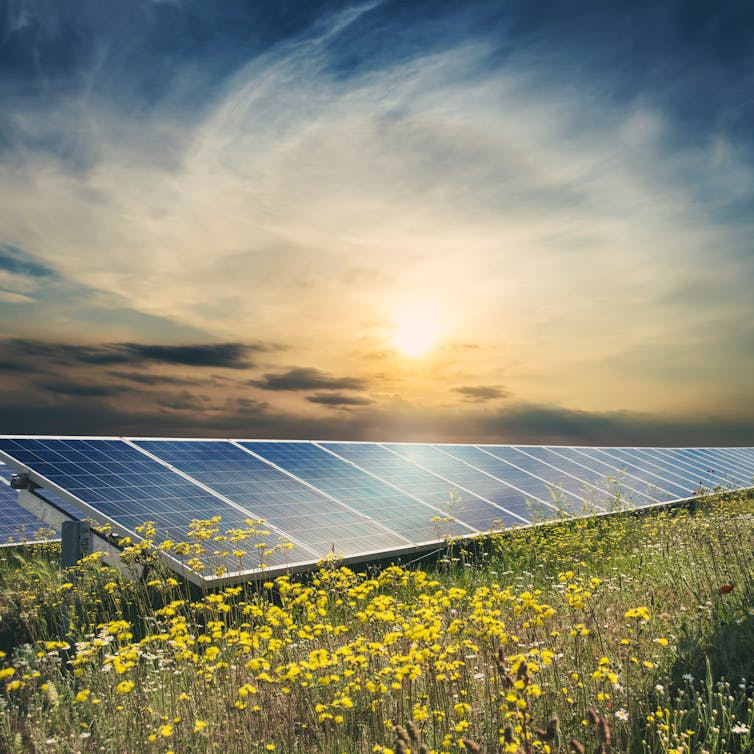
0,439,752,578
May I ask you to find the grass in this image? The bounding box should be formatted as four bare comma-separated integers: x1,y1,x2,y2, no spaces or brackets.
0,490,753,753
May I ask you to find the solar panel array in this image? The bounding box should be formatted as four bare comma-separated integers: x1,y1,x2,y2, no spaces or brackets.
0,437,752,583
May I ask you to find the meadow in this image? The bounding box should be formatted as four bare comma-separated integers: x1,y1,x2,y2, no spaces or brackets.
0,490,753,754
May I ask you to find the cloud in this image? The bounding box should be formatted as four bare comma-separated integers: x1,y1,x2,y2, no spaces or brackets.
453,385,509,402
306,392,374,407
251,367,366,391
36,380,122,398
107,371,194,386
119,342,257,368
0,338,265,369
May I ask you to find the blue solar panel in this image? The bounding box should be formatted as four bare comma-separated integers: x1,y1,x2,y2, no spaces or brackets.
674,449,750,488
134,440,407,558
470,445,607,513
699,448,754,485
322,442,494,534
441,444,598,516
530,447,661,507
381,444,549,524
588,448,694,499
0,438,312,572
242,441,456,543
615,448,704,490
2,437,752,583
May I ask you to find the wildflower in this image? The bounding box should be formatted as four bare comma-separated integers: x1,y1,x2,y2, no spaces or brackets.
615,709,629,722
159,725,173,737
193,720,207,733
732,723,750,735
719,583,735,594
117,680,134,694
75,689,91,703
682,673,694,682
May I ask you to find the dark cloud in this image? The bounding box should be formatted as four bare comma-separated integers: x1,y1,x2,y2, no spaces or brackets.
107,371,194,386
453,385,510,402
306,392,374,407
477,403,754,447
251,367,366,391
119,342,255,368
0,244,57,279
36,380,122,398
0,338,264,369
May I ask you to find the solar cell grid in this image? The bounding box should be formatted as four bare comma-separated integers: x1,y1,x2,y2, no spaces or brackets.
700,448,753,482
0,438,312,572
134,439,407,558
592,448,692,499
618,449,702,490
676,449,748,487
0,474,57,545
319,442,479,536
542,447,660,507
382,444,542,524
243,441,450,544
443,445,595,519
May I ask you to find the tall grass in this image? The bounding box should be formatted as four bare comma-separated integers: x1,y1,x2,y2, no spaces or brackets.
0,491,753,753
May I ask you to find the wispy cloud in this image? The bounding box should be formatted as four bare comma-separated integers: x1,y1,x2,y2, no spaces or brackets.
306,392,374,408
1,2,753,439
0,338,268,369
453,385,509,403
251,367,366,392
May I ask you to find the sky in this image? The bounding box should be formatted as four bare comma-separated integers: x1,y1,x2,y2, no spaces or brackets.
1,0,753,444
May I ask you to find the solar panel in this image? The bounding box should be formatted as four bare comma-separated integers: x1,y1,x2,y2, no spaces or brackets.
241,441,458,544
0,438,316,575
587,448,695,499
382,443,564,523
321,441,511,534
532,447,663,507
133,439,408,558
1,437,752,585
443,446,586,511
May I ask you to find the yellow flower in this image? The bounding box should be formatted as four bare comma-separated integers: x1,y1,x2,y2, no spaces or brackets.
0,668,14,680
193,720,207,733
75,689,91,703
117,680,134,694
159,724,173,737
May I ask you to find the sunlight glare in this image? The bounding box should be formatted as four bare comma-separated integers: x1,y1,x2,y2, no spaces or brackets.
391,305,441,357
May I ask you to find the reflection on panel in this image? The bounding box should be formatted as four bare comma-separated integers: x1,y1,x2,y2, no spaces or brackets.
443,445,596,519
383,444,543,524
136,440,405,558
479,445,606,511
592,448,692,499
619,448,704,491
321,443,481,536
243,441,448,544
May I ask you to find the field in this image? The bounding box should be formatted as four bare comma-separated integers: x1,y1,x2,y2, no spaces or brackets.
1,491,753,754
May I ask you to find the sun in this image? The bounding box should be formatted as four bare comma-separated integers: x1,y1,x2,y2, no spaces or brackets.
391,305,441,358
